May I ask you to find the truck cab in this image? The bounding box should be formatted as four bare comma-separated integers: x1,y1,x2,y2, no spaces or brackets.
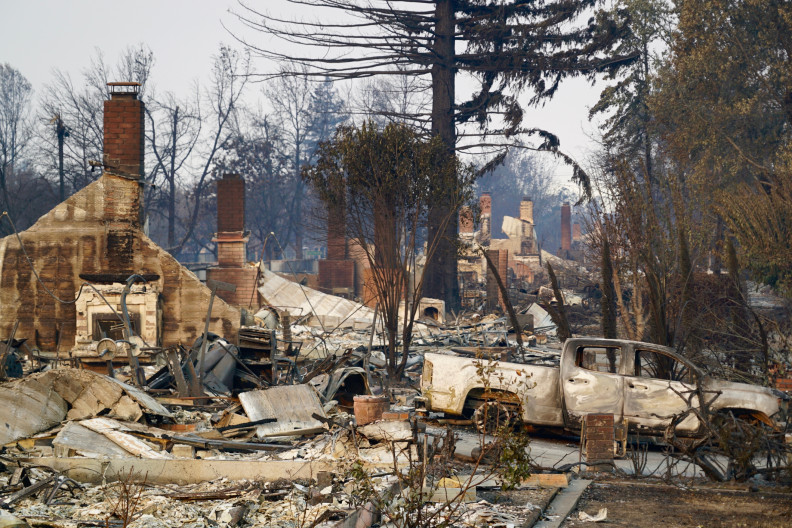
561,338,706,434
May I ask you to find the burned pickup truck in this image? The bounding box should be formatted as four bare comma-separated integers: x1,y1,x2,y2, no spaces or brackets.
420,338,786,436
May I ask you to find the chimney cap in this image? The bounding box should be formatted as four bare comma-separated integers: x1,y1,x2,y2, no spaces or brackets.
107,82,140,97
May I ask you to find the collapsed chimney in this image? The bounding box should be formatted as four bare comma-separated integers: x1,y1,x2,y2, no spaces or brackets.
561,202,571,252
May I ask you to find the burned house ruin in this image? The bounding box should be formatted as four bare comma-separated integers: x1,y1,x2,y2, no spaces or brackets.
0,83,240,358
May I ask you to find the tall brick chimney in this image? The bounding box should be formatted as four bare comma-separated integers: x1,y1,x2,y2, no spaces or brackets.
207,174,258,307
216,174,247,267
319,200,354,296
561,202,571,252
327,202,347,261
479,192,491,245
103,83,144,179
519,197,534,225
486,249,509,312
103,82,144,245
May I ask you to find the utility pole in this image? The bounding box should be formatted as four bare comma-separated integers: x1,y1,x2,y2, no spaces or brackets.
54,115,68,202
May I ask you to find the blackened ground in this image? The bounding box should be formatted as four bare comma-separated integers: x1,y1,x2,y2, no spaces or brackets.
561,478,792,527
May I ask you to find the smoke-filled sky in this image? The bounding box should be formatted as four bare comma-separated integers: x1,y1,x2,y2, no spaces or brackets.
1,0,606,184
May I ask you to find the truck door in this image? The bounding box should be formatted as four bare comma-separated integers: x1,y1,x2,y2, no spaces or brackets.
623,348,700,434
561,344,624,428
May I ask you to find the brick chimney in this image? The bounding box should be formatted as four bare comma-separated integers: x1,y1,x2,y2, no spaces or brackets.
103,83,144,179
561,202,572,252
486,249,508,312
326,202,347,261
572,222,582,243
319,199,354,296
479,192,491,245
519,197,534,225
207,174,258,307
216,173,247,267
102,82,144,234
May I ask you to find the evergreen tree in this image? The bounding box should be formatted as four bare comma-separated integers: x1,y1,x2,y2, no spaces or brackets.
236,0,636,308
590,0,672,182
305,76,349,159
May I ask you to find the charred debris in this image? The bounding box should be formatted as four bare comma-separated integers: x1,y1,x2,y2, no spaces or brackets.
0,264,570,527
1,83,790,527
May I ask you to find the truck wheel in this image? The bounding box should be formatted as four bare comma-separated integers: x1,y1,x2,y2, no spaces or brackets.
473,401,515,435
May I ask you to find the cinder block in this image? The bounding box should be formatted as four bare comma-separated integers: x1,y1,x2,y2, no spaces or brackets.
172,444,196,458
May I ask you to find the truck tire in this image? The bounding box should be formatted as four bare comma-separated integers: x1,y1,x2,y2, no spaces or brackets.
473,401,516,435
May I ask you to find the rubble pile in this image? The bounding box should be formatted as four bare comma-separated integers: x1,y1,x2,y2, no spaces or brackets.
0,272,569,527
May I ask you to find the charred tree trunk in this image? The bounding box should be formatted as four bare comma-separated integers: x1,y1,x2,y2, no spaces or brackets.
424,0,460,311
601,237,618,339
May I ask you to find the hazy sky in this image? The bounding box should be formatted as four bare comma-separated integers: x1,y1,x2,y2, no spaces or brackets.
1,0,606,184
